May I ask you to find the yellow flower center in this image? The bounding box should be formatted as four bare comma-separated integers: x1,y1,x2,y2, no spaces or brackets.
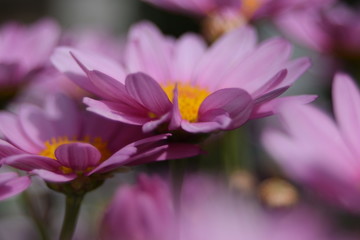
162,82,210,122
39,136,112,174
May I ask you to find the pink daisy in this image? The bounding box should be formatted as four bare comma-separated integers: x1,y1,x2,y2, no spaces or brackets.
0,94,200,184
52,22,314,135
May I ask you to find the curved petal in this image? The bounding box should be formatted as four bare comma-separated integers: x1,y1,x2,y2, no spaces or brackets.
194,26,257,89
125,73,172,115
124,22,173,83
45,93,81,137
4,154,60,172
55,143,101,171
199,88,253,129
0,139,25,159
171,33,206,80
333,73,360,157
0,175,31,201
84,98,149,125
0,112,40,153
31,169,76,182
18,104,56,148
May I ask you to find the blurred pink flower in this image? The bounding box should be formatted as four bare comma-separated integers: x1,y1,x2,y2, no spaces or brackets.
0,172,30,201
276,4,360,56
0,94,200,183
262,73,360,211
101,174,349,240
52,22,313,135
0,19,60,89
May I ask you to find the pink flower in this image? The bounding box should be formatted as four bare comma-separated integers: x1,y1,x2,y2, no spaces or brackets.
100,174,349,240
52,22,314,135
0,172,30,201
0,19,60,88
276,4,360,56
0,94,200,184
262,73,360,211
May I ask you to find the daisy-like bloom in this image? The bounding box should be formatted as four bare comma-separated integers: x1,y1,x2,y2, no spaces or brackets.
0,94,200,191
52,22,314,136
0,19,60,92
276,4,360,57
100,174,350,240
0,172,30,201
262,73,360,211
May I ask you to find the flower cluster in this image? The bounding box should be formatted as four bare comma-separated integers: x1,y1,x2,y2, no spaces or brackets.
0,0,360,239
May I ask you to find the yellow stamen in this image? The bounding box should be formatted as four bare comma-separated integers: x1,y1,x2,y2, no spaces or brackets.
162,82,210,122
39,136,112,174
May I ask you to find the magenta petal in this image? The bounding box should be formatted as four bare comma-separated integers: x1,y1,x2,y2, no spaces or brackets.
199,88,253,129
333,73,360,157
55,143,101,171
252,69,288,98
251,95,317,119
0,140,24,159
31,169,76,182
84,97,149,125
142,113,171,133
18,104,56,147
0,174,31,201
0,112,40,153
125,73,172,115
45,94,81,137
169,85,182,130
181,121,227,133
4,154,60,171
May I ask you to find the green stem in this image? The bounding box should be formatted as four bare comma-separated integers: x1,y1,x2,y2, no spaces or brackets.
59,194,84,240
21,191,50,240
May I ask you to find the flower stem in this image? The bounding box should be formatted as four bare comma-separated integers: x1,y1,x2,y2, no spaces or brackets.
59,194,84,240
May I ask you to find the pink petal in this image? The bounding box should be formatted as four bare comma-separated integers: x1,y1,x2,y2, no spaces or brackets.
55,143,101,171
31,169,76,182
4,154,60,171
84,98,149,125
199,88,253,129
0,175,31,201
221,38,292,93
333,73,360,157
18,104,56,148
251,69,288,98
125,73,172,115
0,112,41,153
250,95,317,119
0,140,24,159
194,26,257,89
169,85,182,130
124,22,173,83
171,33,206,80
181,121,228,133
45,93,81,137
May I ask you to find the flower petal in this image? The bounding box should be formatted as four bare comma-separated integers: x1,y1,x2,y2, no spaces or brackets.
55,143,101,171
0,174,31,201
31,169,76,182
333,73,360,157
125,73,172,115
4,154,60,171
0,112,40,153
0,140,25,159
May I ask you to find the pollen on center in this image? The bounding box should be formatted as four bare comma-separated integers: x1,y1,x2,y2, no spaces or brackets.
162,82,210,122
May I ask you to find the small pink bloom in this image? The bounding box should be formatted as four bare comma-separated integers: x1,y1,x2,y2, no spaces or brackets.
0,19,60,88
276,4,360,55
0,172,30,201
52,22,314,135
0,94,200,184
262,73,360,211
